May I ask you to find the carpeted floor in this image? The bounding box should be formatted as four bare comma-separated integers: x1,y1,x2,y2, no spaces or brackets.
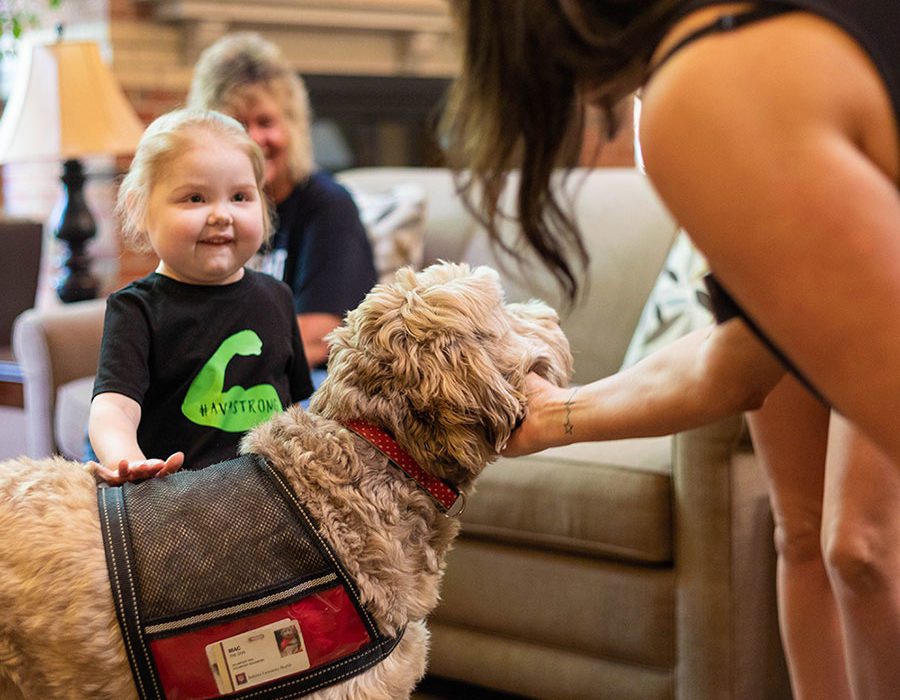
413,675,526,699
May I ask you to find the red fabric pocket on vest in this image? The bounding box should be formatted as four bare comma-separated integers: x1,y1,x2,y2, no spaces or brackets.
150,584,372,699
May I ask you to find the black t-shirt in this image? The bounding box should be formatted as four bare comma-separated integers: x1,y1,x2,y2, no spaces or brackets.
93,269,313,470
253,171,377,317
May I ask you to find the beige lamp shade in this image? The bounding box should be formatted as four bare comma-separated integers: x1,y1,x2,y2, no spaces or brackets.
0,40,145,164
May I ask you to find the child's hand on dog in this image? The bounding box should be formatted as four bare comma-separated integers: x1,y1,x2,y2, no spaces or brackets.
88,451,184,486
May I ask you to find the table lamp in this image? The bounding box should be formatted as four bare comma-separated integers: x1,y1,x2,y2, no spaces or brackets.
0,38,145,302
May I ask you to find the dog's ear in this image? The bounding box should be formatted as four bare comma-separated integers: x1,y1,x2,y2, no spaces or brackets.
314,263,527,481
505,300,574,388
394,265,528,477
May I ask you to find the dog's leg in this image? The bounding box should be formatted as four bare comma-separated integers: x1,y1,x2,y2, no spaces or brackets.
0,676,26,700
0,635,27,700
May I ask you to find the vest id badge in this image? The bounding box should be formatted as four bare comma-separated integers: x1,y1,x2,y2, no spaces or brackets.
206,618,310,694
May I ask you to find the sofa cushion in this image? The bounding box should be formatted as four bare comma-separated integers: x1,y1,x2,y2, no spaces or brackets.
336,167,481,266
339,168,680,382
55,375,93,460
462,435,673,564
347,182,427,284
434,538,676,673
622,230,713,369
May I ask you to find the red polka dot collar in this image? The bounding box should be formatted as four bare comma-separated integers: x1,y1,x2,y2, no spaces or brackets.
342,419,466,518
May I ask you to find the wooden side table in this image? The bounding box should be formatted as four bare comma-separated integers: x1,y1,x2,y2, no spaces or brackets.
0,353,24,408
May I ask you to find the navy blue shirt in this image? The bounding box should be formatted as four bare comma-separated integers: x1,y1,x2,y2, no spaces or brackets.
255,171,377,319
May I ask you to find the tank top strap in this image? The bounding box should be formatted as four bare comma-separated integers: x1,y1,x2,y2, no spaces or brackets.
649,3,799,76
704,273,828,404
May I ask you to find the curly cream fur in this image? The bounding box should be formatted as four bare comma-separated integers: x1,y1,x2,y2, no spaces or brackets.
0,262,571,699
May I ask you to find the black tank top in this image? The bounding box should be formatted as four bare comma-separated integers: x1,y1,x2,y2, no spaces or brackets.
658,1,900,120
651,0,900,403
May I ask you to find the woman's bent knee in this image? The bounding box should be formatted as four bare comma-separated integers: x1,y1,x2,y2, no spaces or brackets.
824,528,891,595
773,510,822,566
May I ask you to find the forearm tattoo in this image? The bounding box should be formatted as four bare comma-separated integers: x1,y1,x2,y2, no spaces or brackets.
563,387,579,436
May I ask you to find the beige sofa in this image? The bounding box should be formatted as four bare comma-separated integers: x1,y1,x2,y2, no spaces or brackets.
13,167,790,699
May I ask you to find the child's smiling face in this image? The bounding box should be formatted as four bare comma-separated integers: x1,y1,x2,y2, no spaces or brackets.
146,129,266,285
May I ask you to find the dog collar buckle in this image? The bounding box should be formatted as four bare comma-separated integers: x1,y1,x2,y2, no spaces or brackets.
342,419,466,518
443,492,467,519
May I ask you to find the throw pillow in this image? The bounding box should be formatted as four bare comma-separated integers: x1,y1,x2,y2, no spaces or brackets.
348,183,427,284
621,230,714,369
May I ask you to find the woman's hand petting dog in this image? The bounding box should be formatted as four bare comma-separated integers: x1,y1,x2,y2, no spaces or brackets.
501,372,567,458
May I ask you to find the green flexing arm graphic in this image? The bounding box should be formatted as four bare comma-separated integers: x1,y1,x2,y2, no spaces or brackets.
181,329,282,432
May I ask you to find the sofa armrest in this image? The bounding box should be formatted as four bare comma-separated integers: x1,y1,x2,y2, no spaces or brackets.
12,299,106,457
672,414,789,699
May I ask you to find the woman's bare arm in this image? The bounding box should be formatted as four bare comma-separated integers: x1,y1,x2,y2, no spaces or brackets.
298,312,340,368
504,319,785,456
641,11,900,463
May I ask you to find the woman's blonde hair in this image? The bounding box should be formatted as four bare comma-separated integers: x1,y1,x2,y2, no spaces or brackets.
116,108,271,252
187,32,315,182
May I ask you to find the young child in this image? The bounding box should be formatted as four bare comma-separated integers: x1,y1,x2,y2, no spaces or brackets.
88,108,313,485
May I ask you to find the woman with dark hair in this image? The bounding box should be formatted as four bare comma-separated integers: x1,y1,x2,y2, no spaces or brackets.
441,2,899,698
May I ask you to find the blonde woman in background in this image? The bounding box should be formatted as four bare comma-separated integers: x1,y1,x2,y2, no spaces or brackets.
189,33,377,369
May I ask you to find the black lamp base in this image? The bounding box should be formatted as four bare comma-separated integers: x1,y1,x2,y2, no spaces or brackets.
54,158,99,303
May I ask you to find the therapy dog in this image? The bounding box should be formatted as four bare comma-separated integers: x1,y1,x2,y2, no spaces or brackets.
0,262,572,699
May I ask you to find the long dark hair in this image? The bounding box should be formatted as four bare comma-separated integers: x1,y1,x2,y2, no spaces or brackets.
441,0,681,302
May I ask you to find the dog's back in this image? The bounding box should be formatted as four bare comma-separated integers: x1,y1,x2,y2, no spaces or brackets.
0,457,137,699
